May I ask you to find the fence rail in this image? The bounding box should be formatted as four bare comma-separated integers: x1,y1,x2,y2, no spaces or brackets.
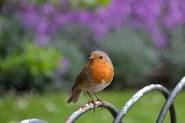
157,77,185,123
114,84,176,123
65,101,118,123
20,76,185,123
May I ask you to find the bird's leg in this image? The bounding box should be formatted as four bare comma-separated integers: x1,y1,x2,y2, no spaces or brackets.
86,91,95,104
86,91,96,112
93,93,104,109
93,93,102,102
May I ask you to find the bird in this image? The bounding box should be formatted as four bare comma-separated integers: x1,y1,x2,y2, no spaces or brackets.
67,50,114,103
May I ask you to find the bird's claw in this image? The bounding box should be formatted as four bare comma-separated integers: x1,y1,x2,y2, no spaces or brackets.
87,100,96,112
96,98,103,102
88,100,96,104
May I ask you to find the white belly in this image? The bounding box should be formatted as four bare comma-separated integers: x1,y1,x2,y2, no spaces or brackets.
86,80,110,93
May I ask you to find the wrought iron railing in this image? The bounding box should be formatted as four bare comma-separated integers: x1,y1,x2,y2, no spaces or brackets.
20,76,185,123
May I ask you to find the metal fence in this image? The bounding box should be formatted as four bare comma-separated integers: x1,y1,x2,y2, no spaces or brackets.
20,76,185,123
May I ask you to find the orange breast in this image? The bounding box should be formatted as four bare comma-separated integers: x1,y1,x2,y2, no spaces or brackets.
90,60,114,84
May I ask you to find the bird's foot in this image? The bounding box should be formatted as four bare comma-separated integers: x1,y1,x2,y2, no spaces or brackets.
88,99,96,105
80,104,87,109
96,98,105,109
88,100,96,112
96,98,103,102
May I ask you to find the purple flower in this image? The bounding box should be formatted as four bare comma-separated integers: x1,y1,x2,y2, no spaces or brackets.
8,0,185,48
149,24,169,48
41,3,56,16
164,0,185,28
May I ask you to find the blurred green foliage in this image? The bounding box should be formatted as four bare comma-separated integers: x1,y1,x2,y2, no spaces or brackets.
51,38,85,90
0,16,62,92
0,15,87,92
0,16,27,57
22,43,60,77
162,27,185,83
0,41,62,91
1,1,185,92
101,27,159,88
72,0,111,9
13,0,111,9
25,0,61,5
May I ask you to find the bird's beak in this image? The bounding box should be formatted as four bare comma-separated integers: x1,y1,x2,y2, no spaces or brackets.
88,56,93,61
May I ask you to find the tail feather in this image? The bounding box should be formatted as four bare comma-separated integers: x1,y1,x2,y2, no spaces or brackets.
67,90,82,103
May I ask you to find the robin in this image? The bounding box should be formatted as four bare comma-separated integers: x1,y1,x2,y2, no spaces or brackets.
67,50,114,103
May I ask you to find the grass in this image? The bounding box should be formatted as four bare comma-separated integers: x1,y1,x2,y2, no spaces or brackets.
0,91,185,123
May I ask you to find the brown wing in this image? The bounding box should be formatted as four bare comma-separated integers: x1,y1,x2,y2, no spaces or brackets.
72,65,90,92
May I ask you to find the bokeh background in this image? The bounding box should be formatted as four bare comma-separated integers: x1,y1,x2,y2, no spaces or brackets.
0,0,185,123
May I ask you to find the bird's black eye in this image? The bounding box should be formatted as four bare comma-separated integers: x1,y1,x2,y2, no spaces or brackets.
99,56,103,59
